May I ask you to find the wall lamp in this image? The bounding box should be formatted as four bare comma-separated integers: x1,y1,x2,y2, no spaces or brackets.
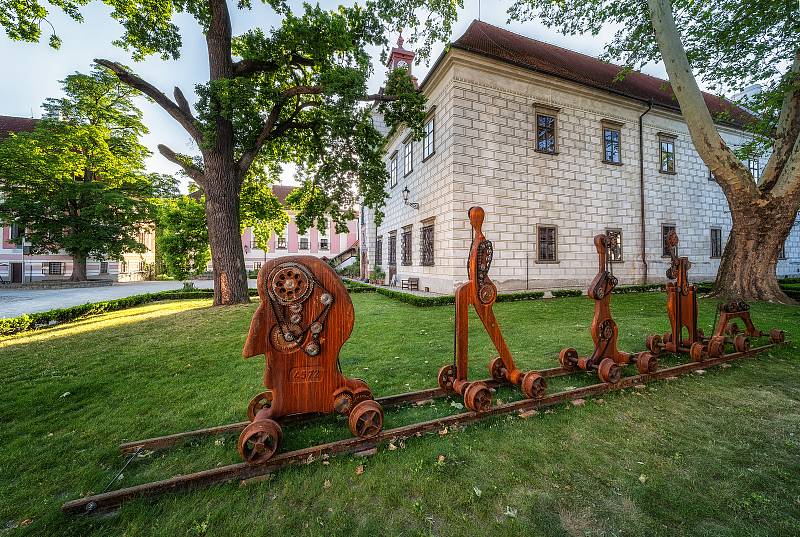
402,186,419,210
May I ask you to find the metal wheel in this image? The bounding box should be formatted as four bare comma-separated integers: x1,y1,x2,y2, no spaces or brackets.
464,382,492,412
689,342,705,362
437,364,457,391
489,356,507,380
734,334,750,353
769,329,785,344
726,322,741,336
559,348,579,370
521,371,546,399
238,419,282,465
348,400,383,438
662,332,673,345
635,352,658,374
597,358,622,384
646,334,663,356
333,387,354,415
268,263,314,305
247,390,273,421
707,336,725,358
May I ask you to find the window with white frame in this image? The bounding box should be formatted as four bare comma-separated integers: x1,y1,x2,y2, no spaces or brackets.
422,116,435,160
659,135,676,173
299,232,310,250
403,138,413,176
100,261,108,274
276,228,287,249
253,261,262,272
602,121,622,164
48,262,63,275
748,158,760,181
319,225,329,250
389,152,398,188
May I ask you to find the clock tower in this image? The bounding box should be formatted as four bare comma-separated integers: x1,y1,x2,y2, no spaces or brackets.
387,33,417,87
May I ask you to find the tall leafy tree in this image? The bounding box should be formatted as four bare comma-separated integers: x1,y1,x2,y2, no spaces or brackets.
156,195,210,280
0,66,161,281
387,0,799,302
30,1,422,306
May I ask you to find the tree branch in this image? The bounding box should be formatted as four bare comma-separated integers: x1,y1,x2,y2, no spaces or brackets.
173,87,194,120
760,49,800,193
158,144,206,186
232,55,314,77
646,0,757,201
96,59,204,145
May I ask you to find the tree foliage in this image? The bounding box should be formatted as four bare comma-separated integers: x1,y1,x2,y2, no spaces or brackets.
0,66,163,279
155,195,210,279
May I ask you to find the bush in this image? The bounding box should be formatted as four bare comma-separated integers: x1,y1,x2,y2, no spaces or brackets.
496,291,545,302
613,283,665,294
0,288,229,336
551,289,583,298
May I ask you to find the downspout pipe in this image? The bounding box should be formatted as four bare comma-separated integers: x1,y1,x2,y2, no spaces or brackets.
639,100,653,284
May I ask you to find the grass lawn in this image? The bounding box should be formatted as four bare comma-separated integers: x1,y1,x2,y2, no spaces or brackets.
1,292,799,536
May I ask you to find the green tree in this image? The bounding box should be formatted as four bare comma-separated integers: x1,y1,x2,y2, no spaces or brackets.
156,195,210,280
383,0,799,302
0,66,161,281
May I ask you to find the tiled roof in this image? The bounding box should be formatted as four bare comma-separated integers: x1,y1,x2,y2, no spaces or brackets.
0,115,37,139
271,185,295,203
450,20,753,128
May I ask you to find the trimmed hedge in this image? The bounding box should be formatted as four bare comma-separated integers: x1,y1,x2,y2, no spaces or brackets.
496,290,545,302
551,289,583,298
613,283,665,294
0,289,221,336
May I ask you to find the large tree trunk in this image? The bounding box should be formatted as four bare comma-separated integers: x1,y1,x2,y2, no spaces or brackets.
70,255,87,281
714,198,798,303
205,156,249,305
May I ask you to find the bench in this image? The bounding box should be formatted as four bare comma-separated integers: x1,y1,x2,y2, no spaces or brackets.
401,277,419,291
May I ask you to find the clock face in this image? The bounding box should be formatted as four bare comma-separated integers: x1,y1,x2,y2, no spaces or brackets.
396,60,408,68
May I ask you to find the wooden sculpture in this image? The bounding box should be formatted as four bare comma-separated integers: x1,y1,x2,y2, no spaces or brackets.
645,231,784,361
438,207,546,411
238,256,383,464
559,234,657,382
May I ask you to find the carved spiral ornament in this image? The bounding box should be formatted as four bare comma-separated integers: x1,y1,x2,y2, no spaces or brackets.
478,282,497,304
268,263,314,305
270,324,302,352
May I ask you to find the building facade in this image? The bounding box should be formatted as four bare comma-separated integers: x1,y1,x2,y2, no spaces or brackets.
237,185,359,274
363,22,800,294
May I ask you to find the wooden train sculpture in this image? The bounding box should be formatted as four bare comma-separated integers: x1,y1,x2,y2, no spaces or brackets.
644,230,784,362
63,208,788,513
437,206,547,411
559,233,658,382
238,256,383,464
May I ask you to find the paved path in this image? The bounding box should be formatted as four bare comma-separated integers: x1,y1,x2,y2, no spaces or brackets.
0,280,257,318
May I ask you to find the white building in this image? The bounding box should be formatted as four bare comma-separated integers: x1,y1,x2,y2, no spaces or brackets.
363,21,800,294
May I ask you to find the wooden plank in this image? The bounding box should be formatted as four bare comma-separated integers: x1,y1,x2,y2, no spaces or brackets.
64,345,773,515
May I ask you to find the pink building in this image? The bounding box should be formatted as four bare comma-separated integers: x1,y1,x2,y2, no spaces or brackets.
239,185,360,273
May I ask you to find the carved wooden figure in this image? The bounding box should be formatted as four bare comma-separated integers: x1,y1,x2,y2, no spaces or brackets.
438,207,546,411
559,234,657,382
238,256,383,464
644,231,784,361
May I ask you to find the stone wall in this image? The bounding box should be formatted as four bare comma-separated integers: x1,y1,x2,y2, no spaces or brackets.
364,50,800,293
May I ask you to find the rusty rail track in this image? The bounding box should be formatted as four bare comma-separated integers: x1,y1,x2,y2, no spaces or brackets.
118,366,572,455
63,346,775,515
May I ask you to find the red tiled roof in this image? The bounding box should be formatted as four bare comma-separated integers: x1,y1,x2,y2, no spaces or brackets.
0,115,37,139
450,21,753,128
271,184,295,203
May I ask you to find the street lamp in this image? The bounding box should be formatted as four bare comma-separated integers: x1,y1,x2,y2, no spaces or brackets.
401,186,419,210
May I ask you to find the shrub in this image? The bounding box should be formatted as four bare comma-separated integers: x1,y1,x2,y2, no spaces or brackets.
613,283,665,294
551,289,583,298
495,291,545,302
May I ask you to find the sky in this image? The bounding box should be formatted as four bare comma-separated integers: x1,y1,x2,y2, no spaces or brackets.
0,0,671,192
